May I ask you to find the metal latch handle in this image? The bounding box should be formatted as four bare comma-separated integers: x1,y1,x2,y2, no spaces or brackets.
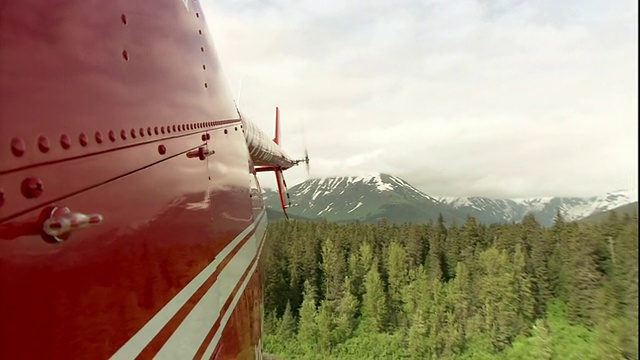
186,146,214,160
43,207,104,242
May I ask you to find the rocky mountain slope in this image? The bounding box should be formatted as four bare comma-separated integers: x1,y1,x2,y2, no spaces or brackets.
263,174,637,226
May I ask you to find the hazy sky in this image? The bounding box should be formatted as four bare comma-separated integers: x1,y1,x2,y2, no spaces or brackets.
200,0,638,198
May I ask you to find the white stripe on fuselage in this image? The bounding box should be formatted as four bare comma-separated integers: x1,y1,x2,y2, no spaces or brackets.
202,234,266,359
109,211,266,360
154,214,267,359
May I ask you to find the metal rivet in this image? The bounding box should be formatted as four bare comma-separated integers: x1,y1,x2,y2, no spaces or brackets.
130,129,137,138
122,50,129,61
121,14,128,25
10,137,26,157
60,134,71,149
95,131,103,144
120,130,127,140
109,130,117,142
38,135,50,153
158,144,166,155
21,177,44,199
79,133,88,147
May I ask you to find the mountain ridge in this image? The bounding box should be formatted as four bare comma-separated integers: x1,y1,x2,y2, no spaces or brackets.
262,173,637,226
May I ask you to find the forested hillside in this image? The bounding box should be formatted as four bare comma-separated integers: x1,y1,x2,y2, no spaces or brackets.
262,210,638,359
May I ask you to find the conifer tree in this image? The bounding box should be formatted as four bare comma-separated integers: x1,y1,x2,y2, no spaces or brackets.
360,257,387,333
477,247,520,351
448,262,473,347
297,280,318,352
402,265,428,323
426,229,445,282
386,241,409,329
407,309,429,359
316,300,334,354
348,242,374,304
402,222,424,269
513,243,535,332
335,276,359,344
444,221,462,276
460,215,483,263
276,302,296,340
565,228,603,327
321,236,346,305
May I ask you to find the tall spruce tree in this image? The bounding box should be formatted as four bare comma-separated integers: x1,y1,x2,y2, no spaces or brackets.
334,276,359,344
386,241,409,329
297,280,318,352
360,257,387,333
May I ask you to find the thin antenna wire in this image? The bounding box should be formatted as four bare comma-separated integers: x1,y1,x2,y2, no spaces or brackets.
236,79,243,108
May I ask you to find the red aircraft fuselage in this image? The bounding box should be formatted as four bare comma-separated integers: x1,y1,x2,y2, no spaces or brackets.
0,0,293,358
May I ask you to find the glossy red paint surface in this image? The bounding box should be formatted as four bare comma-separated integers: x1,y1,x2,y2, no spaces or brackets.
1,0,275,358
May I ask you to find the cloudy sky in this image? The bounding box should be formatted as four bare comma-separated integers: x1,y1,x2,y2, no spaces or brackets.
200,0,638,198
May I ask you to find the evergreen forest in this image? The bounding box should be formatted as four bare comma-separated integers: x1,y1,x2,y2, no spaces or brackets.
261,211,638,359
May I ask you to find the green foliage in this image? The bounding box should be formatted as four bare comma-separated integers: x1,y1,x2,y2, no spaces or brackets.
360,258,387,333
334,276,359,344
386,241,409,329
297,280,318,352
262,214,639,360
275,302,295,340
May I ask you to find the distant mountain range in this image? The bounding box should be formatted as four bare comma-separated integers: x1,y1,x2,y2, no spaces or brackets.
262,173,637,226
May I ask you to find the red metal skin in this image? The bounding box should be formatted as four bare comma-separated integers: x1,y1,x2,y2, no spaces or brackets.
1,0,269,359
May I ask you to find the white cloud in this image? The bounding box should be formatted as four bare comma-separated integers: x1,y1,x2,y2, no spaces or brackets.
200,0,638,198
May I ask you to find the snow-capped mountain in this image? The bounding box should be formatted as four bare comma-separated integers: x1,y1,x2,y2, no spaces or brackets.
263,173,463,223
263,174,637,225
439,190,637,226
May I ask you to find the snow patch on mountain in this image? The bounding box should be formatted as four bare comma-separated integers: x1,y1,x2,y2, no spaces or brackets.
348,202,363,213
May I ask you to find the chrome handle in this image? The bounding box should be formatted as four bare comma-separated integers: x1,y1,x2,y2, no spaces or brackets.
186,146,215,160
43,207,104,242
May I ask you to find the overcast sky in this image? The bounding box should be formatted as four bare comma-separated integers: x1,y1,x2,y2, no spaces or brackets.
200,0,638,198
